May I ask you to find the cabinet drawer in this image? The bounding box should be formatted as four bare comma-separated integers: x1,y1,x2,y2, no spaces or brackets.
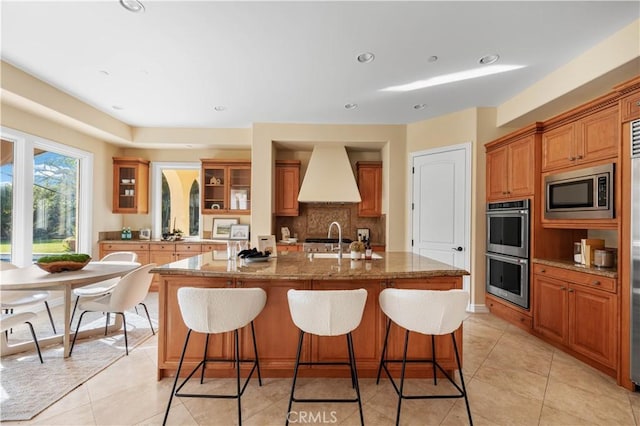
201,244,226,252
102,242,149,251
487,297,532,330
175,243,201,253
533,264,616,293
149,243,175,252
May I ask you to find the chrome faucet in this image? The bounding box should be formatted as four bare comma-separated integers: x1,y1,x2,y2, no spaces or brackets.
327,221,343,259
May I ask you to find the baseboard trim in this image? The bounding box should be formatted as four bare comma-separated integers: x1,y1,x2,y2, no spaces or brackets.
468,303,489,313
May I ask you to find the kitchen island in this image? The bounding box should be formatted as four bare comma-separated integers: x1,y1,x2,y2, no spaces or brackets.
152,251,469,379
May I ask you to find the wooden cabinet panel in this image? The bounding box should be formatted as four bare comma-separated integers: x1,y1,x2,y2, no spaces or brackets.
569,285,617,368
620,91,640,122
486,136,534,201
533,264,616,293
486,295,532,331
579,107,619,163
542,107,618,172
112,157,149,214
276,244,300,253
201,159,251,215
201,244,226,252
275,160,300,216
100,242,150,264
311,280,382,371
239,279,310,374
542,123,576,171
533,275,568,345
533,264,618,371
159,277,234,377
357,161,382,217
486,146,509,200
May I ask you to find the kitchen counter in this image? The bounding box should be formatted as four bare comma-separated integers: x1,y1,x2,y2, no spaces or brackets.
532,258,618,278
154,251,468,379
150,251,468,280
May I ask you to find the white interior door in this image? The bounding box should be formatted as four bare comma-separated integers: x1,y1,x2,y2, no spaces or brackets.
412,144,470,280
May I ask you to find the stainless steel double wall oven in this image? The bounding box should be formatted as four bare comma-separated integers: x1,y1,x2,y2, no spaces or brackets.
486,199,530,309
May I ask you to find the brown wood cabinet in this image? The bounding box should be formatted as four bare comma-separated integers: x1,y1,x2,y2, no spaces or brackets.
357,161,382,217
156,273,464,379
112,157,149,214
541,106,618,172
201,159,251,214
620,91,640,122
276,243,300,253
275,160,300,216
99,242,150,264
533,264,617,370
486,135,535,201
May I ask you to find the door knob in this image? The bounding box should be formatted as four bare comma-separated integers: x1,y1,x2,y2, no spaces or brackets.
452,247,463,252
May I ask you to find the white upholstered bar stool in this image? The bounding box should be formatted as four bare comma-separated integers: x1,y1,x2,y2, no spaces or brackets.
377,289,472,426
162,287,267,426
0,312,44,363
286,289,368,426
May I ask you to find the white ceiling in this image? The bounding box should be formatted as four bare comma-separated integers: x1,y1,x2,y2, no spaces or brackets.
1,1,638,129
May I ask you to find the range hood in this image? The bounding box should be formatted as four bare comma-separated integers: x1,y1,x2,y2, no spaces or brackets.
297,145,362,203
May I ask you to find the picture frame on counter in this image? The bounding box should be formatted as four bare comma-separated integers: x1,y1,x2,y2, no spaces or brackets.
212,218,238,239
229,224,250,240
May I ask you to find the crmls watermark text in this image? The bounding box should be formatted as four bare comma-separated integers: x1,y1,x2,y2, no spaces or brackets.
287,410,338,424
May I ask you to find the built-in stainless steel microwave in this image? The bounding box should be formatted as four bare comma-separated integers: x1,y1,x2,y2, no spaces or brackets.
544,163,614,220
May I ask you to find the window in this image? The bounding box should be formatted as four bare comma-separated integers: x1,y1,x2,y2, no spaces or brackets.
0,127,92,266
152,162,200,239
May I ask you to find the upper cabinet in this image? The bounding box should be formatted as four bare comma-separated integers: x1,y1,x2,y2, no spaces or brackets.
486,135,535,202
275,160,300,216
112,157,149,214
357,161,382,217
620,91,640,122
542,106,618,172
201,159,251,214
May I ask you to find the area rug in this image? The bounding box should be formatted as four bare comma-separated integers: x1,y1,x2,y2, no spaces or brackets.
0,312,156,421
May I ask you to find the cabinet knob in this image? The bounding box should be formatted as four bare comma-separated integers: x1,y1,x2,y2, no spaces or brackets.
592,280,601,286
576,155,583,160
568,289,574,293
636,100,640,107
388,281,395,288
568,156,576,161
540,269,546,273
560,286,567,291
226,280,233,287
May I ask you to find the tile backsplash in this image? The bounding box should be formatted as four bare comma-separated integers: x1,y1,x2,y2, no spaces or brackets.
275,203,385,244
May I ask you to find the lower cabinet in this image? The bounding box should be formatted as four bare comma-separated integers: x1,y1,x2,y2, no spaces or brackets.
533,265,617,370
99,242,150,264
156,275,464,378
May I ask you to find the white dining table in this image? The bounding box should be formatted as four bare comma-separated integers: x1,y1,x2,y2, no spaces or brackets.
0,261,141,357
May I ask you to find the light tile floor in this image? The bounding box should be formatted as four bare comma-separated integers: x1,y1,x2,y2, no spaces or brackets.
5,308,640,425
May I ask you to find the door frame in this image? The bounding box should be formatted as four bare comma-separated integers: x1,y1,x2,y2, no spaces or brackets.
408,142,472,292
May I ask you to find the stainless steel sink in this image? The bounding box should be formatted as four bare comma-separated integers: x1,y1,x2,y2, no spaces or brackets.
309,252,382,259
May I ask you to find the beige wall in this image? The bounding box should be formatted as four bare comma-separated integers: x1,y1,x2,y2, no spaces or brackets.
251,123,406,250
1,103,121,258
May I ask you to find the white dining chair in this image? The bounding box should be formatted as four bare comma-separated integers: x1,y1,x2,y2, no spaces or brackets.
0,312,44,363
69,251,139,326
0,261,57,335
69,263,156,356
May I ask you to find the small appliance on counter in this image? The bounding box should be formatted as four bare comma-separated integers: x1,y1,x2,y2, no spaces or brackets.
139,228,151,240
578,238,605,266
593,248,615,268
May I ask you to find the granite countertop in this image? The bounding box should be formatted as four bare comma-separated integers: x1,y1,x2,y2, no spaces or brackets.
532,258,618,279
150,251,469,280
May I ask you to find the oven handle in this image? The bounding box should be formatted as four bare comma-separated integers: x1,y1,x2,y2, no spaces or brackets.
485,209,529,216
486,252,529,264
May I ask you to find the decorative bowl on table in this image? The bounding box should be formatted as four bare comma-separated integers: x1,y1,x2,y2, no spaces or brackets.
36,254,91,273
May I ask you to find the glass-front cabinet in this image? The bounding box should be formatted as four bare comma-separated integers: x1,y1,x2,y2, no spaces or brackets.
113,157,149,214
201,159,251,214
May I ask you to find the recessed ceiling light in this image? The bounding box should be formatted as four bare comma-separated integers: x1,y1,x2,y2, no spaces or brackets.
427,56,438,63
120,0,145,13
214,106,226,112
112,105,124,110
99,70,110,76
413,104,427,110
479,54,500,65
381,64,524,92
357,52,375,64
344,103,358,110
